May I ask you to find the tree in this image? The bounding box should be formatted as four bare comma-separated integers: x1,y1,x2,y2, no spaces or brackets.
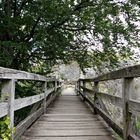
0,0,139,73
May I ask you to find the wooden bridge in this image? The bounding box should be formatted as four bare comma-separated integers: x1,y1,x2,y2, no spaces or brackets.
0,65,140,140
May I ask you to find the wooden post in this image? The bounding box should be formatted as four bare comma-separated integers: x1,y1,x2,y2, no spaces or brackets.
78,80,81,95
83,81,86,101
76,81,79,95
43,81,47,114
1,79,15,137
122,78,134,140
83,81,86,95
94,81,99,114
55,80,57,92
79,81,81,92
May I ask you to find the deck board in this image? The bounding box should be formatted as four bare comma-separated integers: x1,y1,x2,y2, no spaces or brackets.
22,89,115,140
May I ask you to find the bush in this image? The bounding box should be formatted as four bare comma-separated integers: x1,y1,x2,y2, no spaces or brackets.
0,117,16,140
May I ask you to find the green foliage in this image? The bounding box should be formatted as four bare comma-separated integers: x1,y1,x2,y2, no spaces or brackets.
15,81,43,98
0,117,16,140
0,0,139,71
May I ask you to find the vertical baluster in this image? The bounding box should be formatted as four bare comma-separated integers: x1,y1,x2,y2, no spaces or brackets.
79,80,81,93
94,81,99,114
77,80,80,95
122,78,134,140
83,81,86,95
83,81,86,101
43,81,47,114
57,81,59,88
1,79,15,138
55,80,57,92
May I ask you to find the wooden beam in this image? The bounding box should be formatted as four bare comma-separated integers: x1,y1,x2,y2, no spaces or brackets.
77,88,123,137
78,89,94,109
46,88,60,108
77,81,80,95
0,88,55,118
80,86,122,108
1,79,15,139
80,64,140,82
15,87,59,140
1,80,15,127
96,92,122,108
82,81,86,97
46,88,55,96
0,102,8,118
43,82,47,114
94,82,99,114
94,104,123,138
14,107,44,140
129,134,140,140
14,88,55,111
122,78,134,140
14,93,45,111
0,66,56,81
55,80,57,92
80,86,94,94
129,99,140,117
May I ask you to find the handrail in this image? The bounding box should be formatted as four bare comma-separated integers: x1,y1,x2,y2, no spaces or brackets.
79,64,140,82
80,86,122,107
0,66,57,81
0,66,62,140
77,64,140,140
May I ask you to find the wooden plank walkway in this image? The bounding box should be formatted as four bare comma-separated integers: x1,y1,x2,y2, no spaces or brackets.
22,88,115,140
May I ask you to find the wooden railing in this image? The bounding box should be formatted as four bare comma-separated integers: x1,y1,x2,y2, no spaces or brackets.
76,65,140,140
0,67,61,139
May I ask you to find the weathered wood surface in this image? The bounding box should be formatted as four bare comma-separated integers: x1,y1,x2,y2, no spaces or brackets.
15,87,60,139
14,88,55,111
96,92,122,108
15,107,44,139
22,89,115,140
1,79,15,135
80,64,140,82
14,93,45,111
80,86,94,94
78,70,140,140
0,66,56,81
0,102,8,118
129,99,140,117
79,85,140,116
122,78,133,140
0,88,55,118
80,86,123,108
78,88,123,138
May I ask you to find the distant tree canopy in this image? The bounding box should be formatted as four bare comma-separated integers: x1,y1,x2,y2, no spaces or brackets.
0,0,139,73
